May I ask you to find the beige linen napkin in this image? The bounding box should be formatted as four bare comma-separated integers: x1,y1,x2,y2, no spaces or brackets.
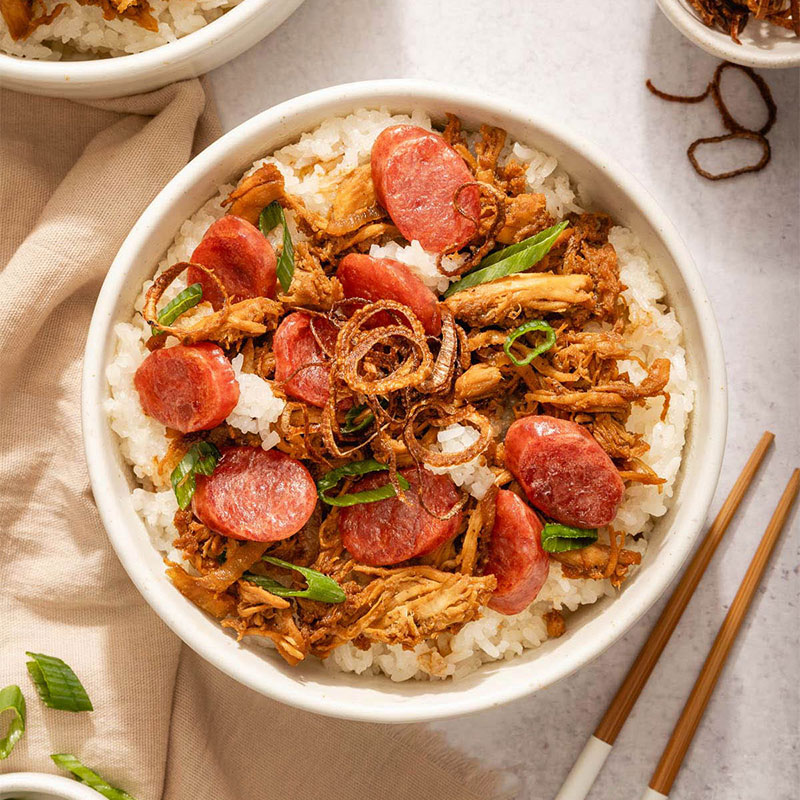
0,82,512,800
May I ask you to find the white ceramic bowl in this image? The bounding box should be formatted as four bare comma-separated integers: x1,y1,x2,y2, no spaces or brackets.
0,0,304,100
0,773,102,800
657,0,800,68
82,80,727,723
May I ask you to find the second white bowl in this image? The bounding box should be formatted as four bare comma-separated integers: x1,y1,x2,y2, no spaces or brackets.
657,0,800,68
0,0,304,99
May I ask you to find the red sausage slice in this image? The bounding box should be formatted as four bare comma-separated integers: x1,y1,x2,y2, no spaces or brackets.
371,125,480,254
273,312,338,408
134,342,239,434
192,446,317,542
187,215,277,309
340,468,462,566
485,490,549,615
337,253,442,336
504,415,624,529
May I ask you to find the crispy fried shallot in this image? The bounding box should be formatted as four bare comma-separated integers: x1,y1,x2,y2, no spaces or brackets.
647,61,778,180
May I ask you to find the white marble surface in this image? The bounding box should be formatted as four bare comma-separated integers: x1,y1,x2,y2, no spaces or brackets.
208,2,800,798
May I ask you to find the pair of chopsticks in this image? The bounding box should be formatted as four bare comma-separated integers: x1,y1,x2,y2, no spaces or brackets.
555,432,799,800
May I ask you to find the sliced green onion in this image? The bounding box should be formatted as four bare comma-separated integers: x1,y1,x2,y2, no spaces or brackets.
170,441,220,510
259,201,294,293
0,685,25,759
341,398,387,434
541,523,598,554
51,754,136,800
151,283,203,336
25,653,92,713
342,403,374,433
243,557,345,604
503,320,556,366
317,458,410,507
444,221,568,298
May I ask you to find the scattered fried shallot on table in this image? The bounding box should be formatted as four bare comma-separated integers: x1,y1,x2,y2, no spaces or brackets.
646,61,777,180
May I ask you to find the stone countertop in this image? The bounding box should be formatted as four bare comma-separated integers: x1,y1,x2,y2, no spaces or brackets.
208,2,800,797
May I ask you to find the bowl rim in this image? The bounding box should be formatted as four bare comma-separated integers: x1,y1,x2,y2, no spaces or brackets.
0,772,104,800
82,79,728,722
0,0,303,90
656,0,800,68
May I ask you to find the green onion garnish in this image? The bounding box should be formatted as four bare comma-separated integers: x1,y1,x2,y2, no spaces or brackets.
341,397,387,434
541,523,598,553
25,653,93,713
243,557,346,604
170,441,220,510
341,403,374,433
0,685,25,759
444,221,568,298
259,201,294,293
151,282,203,336
51,754,136,800
317,458,410,507
503,320,556,366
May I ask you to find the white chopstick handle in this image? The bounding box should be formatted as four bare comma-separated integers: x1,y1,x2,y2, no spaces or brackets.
553,735,613,800
640,788,669,800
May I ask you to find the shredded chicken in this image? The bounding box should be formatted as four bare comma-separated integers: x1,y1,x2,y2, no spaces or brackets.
178,297,282,347
552,541,642,588
496,193,554,244
223,164,286,225
455,363,504,401
279,243,342,310
303,566,496,658
445,273,594,327
326,164,384,236
544,610,566,638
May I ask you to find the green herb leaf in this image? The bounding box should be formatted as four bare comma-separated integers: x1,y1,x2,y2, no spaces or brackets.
503,320,556,366
541,523,598,553
342,403,374,433
259,201,294,293
170,442,221,509
243,557,346,604
0,685,25,759
317,458,410,507
51,754,136,800
444,221,568,298
25,653,92,713
151,283,203,336
341,397,387,434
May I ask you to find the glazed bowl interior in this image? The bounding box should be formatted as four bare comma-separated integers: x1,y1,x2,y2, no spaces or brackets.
657,0,800,68
0,0,304,99
82,80,727,723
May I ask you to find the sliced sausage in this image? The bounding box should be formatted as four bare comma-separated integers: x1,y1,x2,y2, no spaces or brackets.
192,446,317,542
337,253,442,336
134,342,239,433
485,490,549,615
371,125,480,254
504,415,624,528
340,468,462,566
273,312,337,408
187,215,277,309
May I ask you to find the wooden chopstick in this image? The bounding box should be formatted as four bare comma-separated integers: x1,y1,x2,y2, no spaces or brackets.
554,432,774,800
644,468,800,799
